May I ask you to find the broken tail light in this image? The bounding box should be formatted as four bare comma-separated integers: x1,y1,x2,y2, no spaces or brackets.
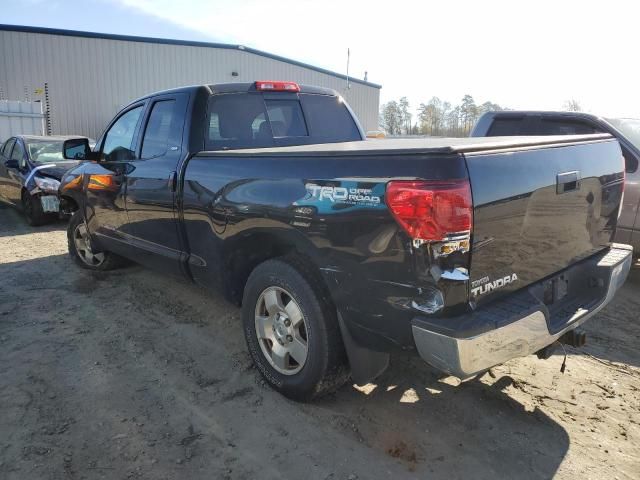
386,179,473,243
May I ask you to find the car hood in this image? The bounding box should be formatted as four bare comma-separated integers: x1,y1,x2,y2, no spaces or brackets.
33,161,82,181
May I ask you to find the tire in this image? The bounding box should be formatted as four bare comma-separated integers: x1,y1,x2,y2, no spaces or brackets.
67,211,126,271
22,190,50,226
242,257,350,401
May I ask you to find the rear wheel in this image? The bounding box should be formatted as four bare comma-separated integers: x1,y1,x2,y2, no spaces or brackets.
21,190,50,226
242,257,349,401
67,211,125,271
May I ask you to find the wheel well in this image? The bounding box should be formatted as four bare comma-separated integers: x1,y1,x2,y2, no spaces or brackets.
223,232,324,307
59,195,79,214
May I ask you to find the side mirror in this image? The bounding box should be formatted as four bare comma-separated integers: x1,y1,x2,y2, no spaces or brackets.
4,159,19,169
63,138,95,160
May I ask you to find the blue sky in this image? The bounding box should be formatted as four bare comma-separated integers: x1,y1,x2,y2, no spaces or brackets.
3,0,639,119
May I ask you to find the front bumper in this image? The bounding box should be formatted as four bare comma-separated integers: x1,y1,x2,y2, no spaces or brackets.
412,244,633,378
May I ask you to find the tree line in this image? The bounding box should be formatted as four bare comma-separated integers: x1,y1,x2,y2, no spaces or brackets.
379,94,502,137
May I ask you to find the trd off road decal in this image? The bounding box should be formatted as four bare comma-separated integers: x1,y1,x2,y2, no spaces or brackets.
296,182,385,212
305,184,381,206
471,273,518,297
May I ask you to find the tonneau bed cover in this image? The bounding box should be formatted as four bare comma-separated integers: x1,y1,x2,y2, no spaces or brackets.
201,134,613,156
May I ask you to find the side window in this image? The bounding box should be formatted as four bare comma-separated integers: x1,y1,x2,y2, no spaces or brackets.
264,100,308,137
102,105,144,162
2,138,15,157
141,100,176,159
11,141,26,169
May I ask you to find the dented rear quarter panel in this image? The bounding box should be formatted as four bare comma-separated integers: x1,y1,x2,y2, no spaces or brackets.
182,152,470,350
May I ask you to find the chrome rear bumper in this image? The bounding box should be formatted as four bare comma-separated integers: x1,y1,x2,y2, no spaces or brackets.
412,244,633,379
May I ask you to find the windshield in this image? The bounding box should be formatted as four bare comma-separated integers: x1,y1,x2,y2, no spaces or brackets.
606,118,640,150
27,140,66,164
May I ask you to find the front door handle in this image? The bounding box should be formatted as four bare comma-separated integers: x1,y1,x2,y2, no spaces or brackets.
557,171,580,194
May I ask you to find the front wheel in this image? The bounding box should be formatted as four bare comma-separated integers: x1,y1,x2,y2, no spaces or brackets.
22,191,50,226
242,257,349,401
67,211,125,271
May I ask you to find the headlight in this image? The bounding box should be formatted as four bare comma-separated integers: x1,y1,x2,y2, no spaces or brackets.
34,176,61,193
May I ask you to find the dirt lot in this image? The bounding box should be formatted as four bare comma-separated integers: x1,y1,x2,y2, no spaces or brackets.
0,203,638,480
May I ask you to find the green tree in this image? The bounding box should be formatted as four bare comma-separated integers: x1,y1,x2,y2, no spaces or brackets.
562,99,582,112
460,94,478,134
398,97,412,135
380,101,403,135
478,101,502,115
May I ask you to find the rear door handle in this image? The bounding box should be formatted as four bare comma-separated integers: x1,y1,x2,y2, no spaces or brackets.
557,171,580,194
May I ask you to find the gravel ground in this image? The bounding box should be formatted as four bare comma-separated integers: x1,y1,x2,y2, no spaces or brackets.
0,202,638,480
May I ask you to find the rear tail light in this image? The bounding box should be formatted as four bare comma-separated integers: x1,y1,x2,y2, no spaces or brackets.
255,81,300,92
386,179,473,242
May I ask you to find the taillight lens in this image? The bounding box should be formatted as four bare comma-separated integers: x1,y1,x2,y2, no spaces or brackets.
386,180,473,241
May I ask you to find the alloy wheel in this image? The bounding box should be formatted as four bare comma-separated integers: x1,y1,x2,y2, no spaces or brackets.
73,223,105,267
254,286,309,375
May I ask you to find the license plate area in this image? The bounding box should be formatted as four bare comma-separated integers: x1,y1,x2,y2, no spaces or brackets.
40,195,60,213
542,274,569,305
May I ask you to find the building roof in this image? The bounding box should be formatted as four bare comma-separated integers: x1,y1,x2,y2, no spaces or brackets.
0,24,381,89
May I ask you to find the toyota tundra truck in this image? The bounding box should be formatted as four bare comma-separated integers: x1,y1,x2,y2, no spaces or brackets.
58,81,632,400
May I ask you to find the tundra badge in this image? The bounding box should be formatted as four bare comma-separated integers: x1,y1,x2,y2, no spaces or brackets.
471,273,518,297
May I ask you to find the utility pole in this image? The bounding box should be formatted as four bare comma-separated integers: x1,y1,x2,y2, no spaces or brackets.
346,48,351,91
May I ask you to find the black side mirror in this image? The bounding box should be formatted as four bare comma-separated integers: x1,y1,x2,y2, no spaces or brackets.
4,159,19,169
63,138,94,160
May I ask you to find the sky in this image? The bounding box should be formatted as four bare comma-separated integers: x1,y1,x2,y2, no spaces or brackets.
3,0,640,120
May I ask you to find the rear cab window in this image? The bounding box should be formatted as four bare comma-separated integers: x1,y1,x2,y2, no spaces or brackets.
205,91,360,150
536,119,598,135
487,116,602,136
486,117,527,136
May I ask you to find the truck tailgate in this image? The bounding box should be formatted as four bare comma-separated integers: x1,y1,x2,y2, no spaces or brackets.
466,138,625,305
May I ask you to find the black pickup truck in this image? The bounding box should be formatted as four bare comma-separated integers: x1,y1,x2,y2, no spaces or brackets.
59,81,633,400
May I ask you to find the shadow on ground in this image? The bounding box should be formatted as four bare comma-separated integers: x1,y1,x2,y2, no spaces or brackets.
0,251,571,479
3,206,638,479
0,202,67,238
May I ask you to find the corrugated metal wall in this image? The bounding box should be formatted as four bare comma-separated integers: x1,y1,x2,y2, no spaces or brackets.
0,29,380,139
0,100,45,142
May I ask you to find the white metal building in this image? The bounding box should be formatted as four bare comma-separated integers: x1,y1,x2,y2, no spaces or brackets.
0,24,381,140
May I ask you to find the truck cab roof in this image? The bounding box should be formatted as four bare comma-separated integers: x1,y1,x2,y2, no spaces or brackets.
124,82,340,106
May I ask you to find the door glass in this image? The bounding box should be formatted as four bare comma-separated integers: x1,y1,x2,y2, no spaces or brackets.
103,105,144,162
141,100,176,159
11,141,26,169
2,138,15,157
